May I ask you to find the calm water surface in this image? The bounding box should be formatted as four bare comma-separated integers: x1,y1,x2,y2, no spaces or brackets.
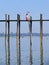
0,36,49,65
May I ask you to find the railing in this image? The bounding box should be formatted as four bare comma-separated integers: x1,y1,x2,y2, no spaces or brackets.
0,14,48,65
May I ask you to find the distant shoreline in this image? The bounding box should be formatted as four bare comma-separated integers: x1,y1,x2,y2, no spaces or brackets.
0,33,49,37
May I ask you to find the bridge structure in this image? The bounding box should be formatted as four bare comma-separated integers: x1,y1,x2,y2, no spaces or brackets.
0,14,49,65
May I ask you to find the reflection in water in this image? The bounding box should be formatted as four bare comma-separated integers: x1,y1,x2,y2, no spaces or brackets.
0,36,49,65
30,61,33,65
40,63,43,65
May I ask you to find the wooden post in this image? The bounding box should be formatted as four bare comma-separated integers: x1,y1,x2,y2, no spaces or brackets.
5,14,10,65
7,15,10,65
40,14,43,65
5,14,7,65
30,16,32,65
16,14,21,65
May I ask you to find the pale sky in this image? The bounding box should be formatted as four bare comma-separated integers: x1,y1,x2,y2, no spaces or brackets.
0,0,49,33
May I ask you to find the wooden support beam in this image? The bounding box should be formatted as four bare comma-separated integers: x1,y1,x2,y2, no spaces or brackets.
7,15,10,65
5,14,7,65
16,14,21,65
5,14,10,65
30,16,32,65
40,14,43,65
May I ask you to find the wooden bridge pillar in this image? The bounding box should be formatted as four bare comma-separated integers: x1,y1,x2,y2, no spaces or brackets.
40,14,43,65
30,16,32,65
5,14,10,65
16,14,21,65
